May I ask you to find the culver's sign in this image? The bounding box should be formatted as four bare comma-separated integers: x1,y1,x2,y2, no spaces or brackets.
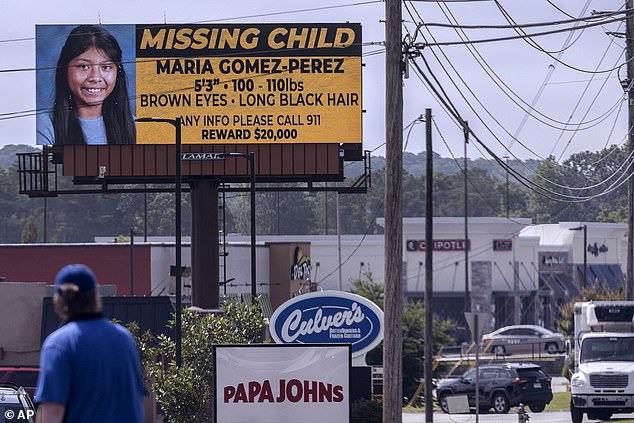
269,291,384,357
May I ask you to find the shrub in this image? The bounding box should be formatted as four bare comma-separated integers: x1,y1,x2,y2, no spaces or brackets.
351,399,382,423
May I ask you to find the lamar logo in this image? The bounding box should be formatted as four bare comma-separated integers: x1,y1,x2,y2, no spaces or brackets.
181,152,227,160
224,379,344,403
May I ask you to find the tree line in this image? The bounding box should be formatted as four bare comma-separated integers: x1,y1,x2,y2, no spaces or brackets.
0,144,627,243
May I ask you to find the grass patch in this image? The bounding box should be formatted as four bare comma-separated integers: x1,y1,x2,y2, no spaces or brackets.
545,391,570,412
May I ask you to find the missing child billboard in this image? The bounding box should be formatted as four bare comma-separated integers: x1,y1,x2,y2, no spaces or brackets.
36,23,362,146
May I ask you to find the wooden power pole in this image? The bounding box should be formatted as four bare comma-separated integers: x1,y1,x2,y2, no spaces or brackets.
624,0,634,300
384,0,404,421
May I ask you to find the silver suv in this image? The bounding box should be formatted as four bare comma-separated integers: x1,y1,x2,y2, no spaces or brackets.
0,383,36,423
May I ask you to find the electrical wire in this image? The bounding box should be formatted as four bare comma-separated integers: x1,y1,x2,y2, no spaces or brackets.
553,49,626,159
408,57,634,203
506,0,591,150
420,16,625,59
0,0,383,45
493,1,589,56
546,0,578,20
432,117,528,225
404,3,632,194
433,2,624,132
414,54,631,196
404,1,625,177
421,8,626,31
0,42,383,122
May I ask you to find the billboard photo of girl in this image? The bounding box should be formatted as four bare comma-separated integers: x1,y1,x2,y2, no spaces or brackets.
37,24,136,145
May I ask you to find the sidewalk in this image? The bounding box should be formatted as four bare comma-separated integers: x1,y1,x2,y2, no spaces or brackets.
551,376,569,393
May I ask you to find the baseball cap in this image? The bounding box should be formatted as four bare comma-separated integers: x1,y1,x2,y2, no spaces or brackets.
54,264,98,294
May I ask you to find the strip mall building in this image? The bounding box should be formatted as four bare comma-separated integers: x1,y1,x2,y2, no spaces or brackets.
0,217,627,362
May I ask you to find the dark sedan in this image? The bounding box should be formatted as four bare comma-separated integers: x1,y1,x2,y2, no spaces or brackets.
436,363,553,414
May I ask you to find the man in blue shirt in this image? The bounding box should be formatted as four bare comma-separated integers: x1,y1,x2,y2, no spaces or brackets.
35,264,145,423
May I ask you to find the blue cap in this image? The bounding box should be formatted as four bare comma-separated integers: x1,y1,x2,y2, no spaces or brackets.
54,264,97,294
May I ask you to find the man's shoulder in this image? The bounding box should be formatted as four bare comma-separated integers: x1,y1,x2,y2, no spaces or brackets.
99,320,137,343
42,323,78,350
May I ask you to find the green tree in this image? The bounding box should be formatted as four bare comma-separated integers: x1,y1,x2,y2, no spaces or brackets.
0,164,36,242
131,300,267,422
529,146,628,223
21,216,38,243
555,285,625,339
229,188,318,235
350,273,455,401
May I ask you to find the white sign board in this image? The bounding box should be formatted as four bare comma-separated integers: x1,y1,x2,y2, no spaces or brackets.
214,344,350,423
465,312,488,343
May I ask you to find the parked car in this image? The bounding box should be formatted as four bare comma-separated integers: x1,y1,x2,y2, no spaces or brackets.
481,325,565,356
0,367,39,399
436,363,553,414
0,383,36,422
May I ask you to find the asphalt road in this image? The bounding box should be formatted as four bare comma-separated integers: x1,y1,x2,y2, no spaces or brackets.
403,411,633,422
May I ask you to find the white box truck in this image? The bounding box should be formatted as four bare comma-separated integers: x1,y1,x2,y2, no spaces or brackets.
570,301,634,423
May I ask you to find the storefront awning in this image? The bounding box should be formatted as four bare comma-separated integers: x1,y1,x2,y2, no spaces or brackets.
576,264,624,290
539,272,579,297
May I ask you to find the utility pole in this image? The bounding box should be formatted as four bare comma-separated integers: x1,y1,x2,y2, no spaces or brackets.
504,156,510,218
464,122,470,323
424,108,433,423
626,0,634,300
384,0,404,421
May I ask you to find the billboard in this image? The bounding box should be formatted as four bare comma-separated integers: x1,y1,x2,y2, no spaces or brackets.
214,344,350,423
36,23,362,146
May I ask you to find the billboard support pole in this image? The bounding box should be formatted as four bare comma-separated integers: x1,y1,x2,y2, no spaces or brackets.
136,117,183,368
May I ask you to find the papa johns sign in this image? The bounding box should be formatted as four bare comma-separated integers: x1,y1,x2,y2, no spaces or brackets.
269,291,384,357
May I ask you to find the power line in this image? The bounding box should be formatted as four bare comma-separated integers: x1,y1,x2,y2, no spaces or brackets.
421,15,625,66
430,1,622,131
0,1,383,46
493,0,588,56
405,2,631,193
506,0,593,150
404,0,626,177
408,56,634,202
0,45,382,123
493,1,626,75
421,8,627,30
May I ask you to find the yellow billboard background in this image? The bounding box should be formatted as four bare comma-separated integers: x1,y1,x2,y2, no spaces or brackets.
136,56,362,144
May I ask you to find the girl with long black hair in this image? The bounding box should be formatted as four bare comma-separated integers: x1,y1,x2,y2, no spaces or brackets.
39,25,135,145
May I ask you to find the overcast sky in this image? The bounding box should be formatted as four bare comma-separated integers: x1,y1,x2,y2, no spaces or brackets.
0,0,627,161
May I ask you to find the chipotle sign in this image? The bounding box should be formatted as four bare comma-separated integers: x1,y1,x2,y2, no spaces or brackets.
406,239,470,252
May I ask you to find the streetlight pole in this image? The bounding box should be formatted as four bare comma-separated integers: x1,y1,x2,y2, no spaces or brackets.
130,227,135,296
136,117,183,368
249,152,256,301
570,225,588,289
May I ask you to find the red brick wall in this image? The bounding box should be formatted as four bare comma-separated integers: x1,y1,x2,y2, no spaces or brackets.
0,244,152,296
